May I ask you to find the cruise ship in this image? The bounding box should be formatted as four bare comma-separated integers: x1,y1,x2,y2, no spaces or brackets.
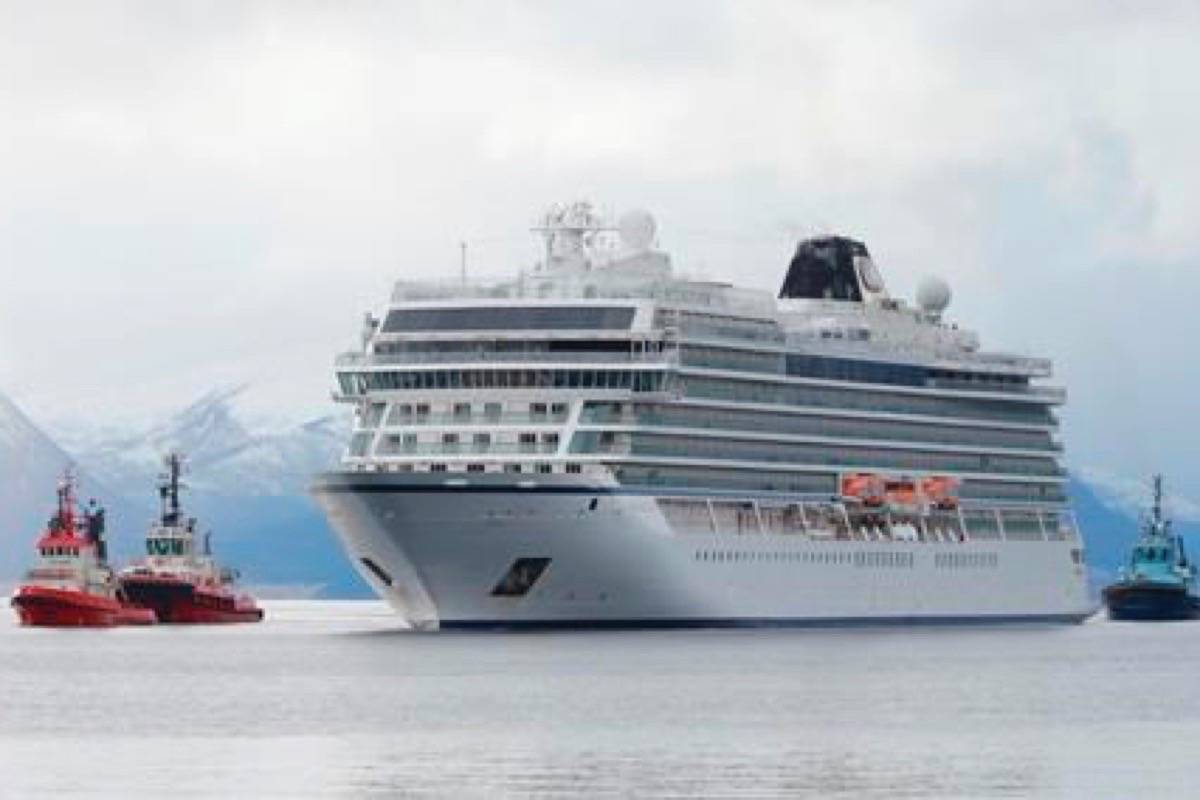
312,202,1091,629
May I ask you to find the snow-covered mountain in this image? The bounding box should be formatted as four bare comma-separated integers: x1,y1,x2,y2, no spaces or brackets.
0,390,143,580
1073,466,1200,523
35,386,367,597
55,385,349,498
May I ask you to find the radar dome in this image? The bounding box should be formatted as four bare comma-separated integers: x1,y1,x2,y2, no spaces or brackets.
917,276,952,314
618,209,656,251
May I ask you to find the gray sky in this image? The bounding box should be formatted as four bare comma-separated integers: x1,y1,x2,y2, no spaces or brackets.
1,1,1198,492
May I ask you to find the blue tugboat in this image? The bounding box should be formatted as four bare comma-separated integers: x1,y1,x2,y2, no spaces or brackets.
1102,475,1200,621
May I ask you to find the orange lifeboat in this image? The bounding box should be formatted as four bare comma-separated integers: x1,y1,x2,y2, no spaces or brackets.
920,476,961,510
882,477,920,510
840,473,886,506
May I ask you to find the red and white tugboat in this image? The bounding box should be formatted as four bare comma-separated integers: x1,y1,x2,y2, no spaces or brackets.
11,472,157,627
118,453,263,624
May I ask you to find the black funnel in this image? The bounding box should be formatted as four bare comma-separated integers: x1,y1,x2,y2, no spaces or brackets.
778,236,870,302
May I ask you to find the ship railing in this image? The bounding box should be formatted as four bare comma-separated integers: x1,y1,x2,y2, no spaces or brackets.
576,412,1063,453
369,411,571,427
924,379,1066,402
372,442,561,457
336,350,678,368
606,441,1065,478
656,496,1079,544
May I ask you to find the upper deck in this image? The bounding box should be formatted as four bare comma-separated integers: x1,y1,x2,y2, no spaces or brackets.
328,204,1069,508
340,204,1057,393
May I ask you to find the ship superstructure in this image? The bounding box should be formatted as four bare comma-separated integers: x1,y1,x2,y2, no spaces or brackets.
312,202,1091,629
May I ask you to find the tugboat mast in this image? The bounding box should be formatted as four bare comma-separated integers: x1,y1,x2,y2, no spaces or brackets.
1147,474,1171,539
52,470,78,535
158,453,184,527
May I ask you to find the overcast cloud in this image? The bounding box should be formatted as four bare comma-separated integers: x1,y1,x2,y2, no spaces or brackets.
1,1,1198,492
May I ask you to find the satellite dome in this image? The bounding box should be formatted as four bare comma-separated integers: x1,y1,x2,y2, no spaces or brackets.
917,276,952,314
618,209,656,251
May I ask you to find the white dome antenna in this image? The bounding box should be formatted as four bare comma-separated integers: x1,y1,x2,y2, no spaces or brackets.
917,276,952,317
618,209,656,252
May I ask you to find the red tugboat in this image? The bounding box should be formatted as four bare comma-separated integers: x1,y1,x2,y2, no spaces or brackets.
118,453,263,624
11,472,157,627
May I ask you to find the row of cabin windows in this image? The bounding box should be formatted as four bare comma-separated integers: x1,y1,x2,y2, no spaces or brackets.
425,463,583,475
787,355,1029,391
694,549,916,568
664,310,783,343
579,402,1056,451
375,432,560,452
439,434,559,448
678,376,1053,426
339,368,668,395
42,546,81,558
934,552,1000,569
677,346,1032,394
374,339,642,355
578,432,1062,477
384,401,570,423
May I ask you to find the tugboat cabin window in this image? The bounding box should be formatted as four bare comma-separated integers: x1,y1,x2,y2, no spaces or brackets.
148,538,186,556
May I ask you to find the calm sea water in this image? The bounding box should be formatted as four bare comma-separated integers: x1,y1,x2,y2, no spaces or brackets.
1,601,1198,798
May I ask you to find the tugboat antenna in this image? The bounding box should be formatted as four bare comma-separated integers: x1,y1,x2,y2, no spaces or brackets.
1152,474,1164,533
159,453,185,526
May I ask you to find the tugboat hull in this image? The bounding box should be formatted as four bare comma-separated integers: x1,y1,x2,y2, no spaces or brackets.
120,575,263,624
10,585,157,627
1102,583,1200,621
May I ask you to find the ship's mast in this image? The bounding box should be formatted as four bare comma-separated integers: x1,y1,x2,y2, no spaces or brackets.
159,453,184,527
55,470,78,536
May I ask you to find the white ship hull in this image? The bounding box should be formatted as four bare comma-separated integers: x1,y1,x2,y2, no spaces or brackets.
313,473,1094,629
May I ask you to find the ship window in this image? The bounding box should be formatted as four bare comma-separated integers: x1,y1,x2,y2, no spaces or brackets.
490,557,552,597
566,463,582,474
442,433,459,445
504,464,522,473
484,402,502,419
542,433,559,445
519,433,537,445
467,463,485,473
430,463,447,472
537,464,553,474
530,403,548,417
382,306,635,332
453,403,471,418
551,402,569,417
473,433,491,446
416,404,430,417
